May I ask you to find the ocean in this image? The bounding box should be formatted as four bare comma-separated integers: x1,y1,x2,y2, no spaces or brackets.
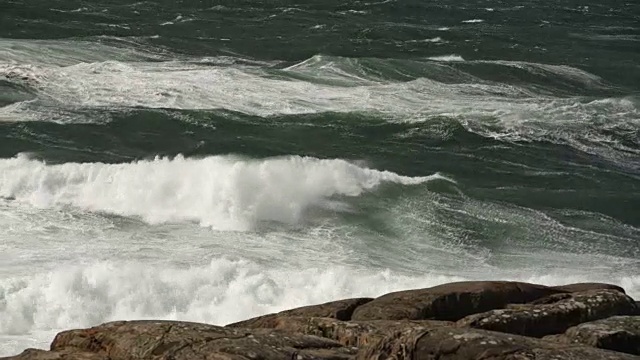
0,0,639,355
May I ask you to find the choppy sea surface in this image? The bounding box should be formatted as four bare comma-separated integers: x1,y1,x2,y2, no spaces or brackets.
1,0,639,355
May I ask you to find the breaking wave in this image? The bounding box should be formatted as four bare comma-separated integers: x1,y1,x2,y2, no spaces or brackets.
0,154,446,230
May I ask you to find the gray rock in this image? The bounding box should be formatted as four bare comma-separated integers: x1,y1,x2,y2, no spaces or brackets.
457,289,638,338
551,283,626,294
351,281,562,321
358,325,640,360
45,320,356,360
229,315,451,347
545,316,640,355
228,298,373,328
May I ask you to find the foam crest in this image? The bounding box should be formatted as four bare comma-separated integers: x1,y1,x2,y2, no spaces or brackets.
428,54,466,62
0,55,556,120
0,154,441,230
0,55,620,122
0,57,533,123
477,59,609,88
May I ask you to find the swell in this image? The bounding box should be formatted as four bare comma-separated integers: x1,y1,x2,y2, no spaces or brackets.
0,110,483,163
281,54,622,96
2,50,638,171
0,53,626,109
3,1,639,78
1,107,637,175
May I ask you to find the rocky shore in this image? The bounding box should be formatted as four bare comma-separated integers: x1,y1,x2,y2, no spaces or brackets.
3,281,640,360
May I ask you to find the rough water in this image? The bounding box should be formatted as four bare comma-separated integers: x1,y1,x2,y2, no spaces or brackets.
1,0,639,355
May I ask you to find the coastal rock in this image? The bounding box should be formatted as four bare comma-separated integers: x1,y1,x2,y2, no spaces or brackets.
1,349,107,360
545,316,640,355
3,282,639,360
228,298,373,328
457,289,638,337
48,320,355,360
551,283,626,294
357,325,640,360
230,316,451,347
351,281,562,321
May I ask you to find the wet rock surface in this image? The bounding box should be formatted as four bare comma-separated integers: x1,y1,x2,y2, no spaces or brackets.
3,281,639,360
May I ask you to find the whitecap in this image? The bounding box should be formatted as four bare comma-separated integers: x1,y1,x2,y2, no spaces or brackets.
0,154,446,230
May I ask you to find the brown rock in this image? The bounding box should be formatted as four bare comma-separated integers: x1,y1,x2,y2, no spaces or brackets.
552,283,626,294
227,298,372,328
228,315,450,347
0,349,107,360
351,281,562,321
49,320,356,360
457,289,638,338
545,316,640,355
358,325,640,360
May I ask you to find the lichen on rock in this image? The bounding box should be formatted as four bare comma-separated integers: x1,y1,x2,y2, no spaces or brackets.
457,289,638,337
545,316,640,355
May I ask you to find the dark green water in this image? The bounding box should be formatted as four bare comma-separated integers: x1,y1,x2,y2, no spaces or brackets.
0,0,639,355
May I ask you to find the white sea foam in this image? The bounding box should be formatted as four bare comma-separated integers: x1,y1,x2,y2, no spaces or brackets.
406,37,444,44
1,57,521,121
1,56,527,121
1,50,637,166
1,257,637,356
427,54,466,62
0,259,458,334
0,154,444,230
0,53,621,124
0,259,455,356
0,151,637,357
1,55,636,166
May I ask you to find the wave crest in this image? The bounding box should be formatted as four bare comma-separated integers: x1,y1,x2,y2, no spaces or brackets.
0,154,445,230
